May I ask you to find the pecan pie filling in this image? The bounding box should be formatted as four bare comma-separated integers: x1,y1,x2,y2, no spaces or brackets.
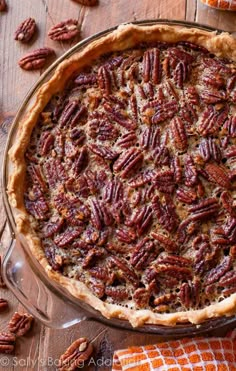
23,39,236,316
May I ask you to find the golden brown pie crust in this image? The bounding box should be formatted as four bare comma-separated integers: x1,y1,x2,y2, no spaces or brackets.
7,24,236,327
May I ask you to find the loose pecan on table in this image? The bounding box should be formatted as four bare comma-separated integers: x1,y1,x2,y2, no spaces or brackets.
0,332,16,354
14,18,36,42
18,48,55,70
73,0,98,5
0,256,6,288
0,0,7,11
8,312,34,337
0,298,8,312
48,19,79,41
58,337,93,371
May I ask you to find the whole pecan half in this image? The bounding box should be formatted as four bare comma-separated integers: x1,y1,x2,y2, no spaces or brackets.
8,312,34,337
205,163,230,189
143,48,161,84
0,332,16,354
155,255,192,280
170,117,188,152
90,198,113,230
154,170,175,194
116,226,136,243
116,131,137,148
0,0,7,11
89,114,119,141
14,18,36,42
18,47,55,70
152,194,178,233
110,256,139,288
189,197,219,221
198,105,229,136
105,286,129,301
0,298,8,312
184,155,198,187
104,179,123,203
0,256,6,288
48,19,79,41
89,143,118,161
171,156,182,183
153,293,177,310
131,238,156,270
140,126,160,150
73,0,98,5
59,337,93,371
219,270,236,287
199,138,221,163
205,256,232,286
151,100,178,124
59,101,87,128
54,227,84,248
128,205,153,236
151,232,179,253
179,280,200,308
133,288,150,308
176,187,197,204
113,148,143,179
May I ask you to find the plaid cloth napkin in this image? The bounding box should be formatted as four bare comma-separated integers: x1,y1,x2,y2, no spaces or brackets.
112,329,236,371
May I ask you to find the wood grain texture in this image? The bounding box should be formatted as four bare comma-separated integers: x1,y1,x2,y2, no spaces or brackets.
0,1,236,370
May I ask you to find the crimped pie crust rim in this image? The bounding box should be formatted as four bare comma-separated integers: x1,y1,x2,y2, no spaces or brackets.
7,23,236,327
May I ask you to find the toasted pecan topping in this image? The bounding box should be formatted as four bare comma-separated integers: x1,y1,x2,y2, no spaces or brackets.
24,40,236,314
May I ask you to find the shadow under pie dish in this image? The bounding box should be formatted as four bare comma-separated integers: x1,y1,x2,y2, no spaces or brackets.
7,23,236,328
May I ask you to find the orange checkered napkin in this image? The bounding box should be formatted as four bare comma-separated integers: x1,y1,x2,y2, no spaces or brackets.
112,330,236,371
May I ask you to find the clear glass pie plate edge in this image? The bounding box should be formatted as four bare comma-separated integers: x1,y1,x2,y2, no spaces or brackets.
2,19,236,335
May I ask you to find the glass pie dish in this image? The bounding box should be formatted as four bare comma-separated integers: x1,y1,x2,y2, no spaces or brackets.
2,19,236,335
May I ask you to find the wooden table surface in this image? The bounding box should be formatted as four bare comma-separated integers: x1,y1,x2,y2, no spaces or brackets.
0,1,236,370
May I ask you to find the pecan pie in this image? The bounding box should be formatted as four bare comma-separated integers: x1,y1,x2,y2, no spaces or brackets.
8,24,236,327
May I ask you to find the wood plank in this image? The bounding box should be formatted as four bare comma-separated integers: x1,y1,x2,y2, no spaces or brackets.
195,0,236,31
